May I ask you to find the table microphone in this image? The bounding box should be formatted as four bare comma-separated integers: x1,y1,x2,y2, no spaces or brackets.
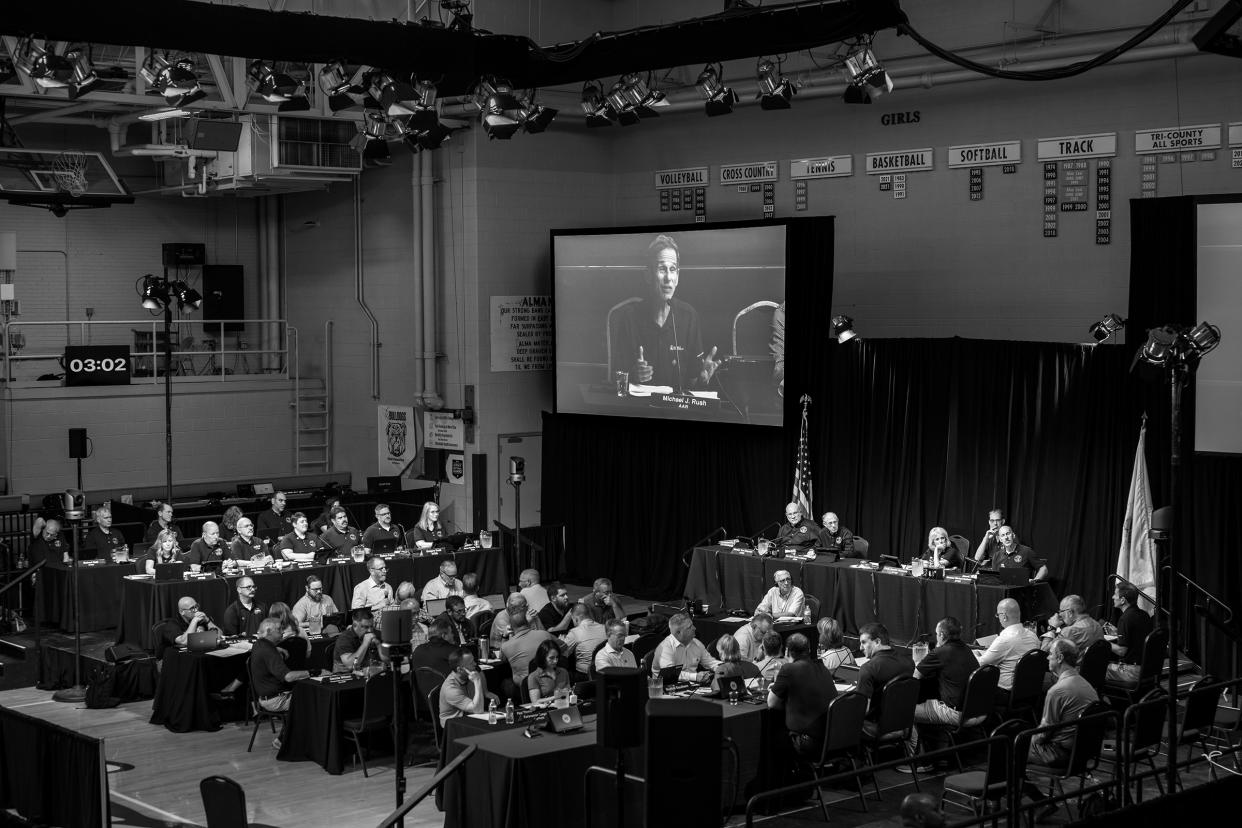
750,521,782,545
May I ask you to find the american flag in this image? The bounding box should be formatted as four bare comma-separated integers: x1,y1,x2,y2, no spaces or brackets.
792,394,813,517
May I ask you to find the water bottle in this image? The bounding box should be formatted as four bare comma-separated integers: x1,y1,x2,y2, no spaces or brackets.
729,688,740,707
803,604,812,625
487,698,498,724
504,698,515,724
568,689,577,706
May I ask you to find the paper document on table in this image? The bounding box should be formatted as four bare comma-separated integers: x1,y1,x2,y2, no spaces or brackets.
974,634,998,648
688,391,719,400
854,656,869,666
716,617,749,625
624,634,640,644
834,683,854,692
628,383,674,396
467,714,493,721
776,616,802,623
210,644,251,657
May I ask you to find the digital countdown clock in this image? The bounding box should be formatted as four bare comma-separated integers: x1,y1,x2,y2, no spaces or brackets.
63,345,132,387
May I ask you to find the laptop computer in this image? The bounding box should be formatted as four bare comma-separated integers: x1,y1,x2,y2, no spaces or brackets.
370,536,399,555
424,598,448,617
714,674,750,699
544,704,584,733
977,567,1028,587
186,630,222,652
154,562,186,580
320,611,348,631
657,665,683,684
833,663,861,685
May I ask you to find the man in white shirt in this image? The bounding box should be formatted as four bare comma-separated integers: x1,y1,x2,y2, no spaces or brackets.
977,597,1041,699
351,557,395,611
733,612,773,661
517,568,550,612
595,619,637,672
653,612,720,683
461,572,492,618
421,560,464,601
756,570,805,618
563,604,608,679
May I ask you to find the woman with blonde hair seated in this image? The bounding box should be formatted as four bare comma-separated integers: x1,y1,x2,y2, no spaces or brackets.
817,617,856,673
712,633,760,693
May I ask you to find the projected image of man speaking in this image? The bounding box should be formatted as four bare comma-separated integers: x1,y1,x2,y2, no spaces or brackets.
608,234,720,392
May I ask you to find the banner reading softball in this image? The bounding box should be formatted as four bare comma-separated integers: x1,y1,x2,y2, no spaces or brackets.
378,404,416,475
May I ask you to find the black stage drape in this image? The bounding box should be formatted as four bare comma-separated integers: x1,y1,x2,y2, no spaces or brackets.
0,704,108,827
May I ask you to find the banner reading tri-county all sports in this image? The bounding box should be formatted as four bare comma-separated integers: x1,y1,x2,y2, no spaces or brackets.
378,404,416,476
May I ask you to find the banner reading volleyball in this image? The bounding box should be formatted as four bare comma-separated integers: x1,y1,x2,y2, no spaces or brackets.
792,394,813,517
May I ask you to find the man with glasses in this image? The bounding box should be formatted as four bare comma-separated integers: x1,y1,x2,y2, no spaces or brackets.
157,595,218,659
186,521,228,566
775,502,820,552
653,612,719,683
1042,594,1103,653
143,502,185,547
222,576,267,637
438,595,476,646
977,597,1040,703
352,557,395,611
972,508,1006,565
229,517,269,564
992,525,1048,582
292,575,340,635
756,570,805,618
362,504,403,548
422,559,464,601
255,491,293,535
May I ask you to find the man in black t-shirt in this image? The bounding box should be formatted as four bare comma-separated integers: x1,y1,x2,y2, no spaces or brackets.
27,519,68,567
538,583,574,634
909,616,980,758
991,526,1048,581
229,517,268,562
185,522,228,565
856,622,915,735
155,596,219,660
1105,584,1153,686
776,502,821,552
83,505,126,561
332,608,386,673
143,502,186,547
768,633,836,757
320,507,362,556
251,618,311,749
221,577,266,637
255,492,293,535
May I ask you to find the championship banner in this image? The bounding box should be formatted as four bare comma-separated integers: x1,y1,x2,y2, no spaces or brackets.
378,404,416,475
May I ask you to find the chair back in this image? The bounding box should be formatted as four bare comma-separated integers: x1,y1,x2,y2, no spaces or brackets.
852,536,870,560
1180,674,1219,744
873,675,920,736
587,640,608,680
473,609,494,635
730,300,779,357
640,648,656,676
1079,639,1112,692
200,775,247,828
1063,700,1111,777
738,660,761,679
805,594,821,622
362,671,395,720
1137,627,1170,688
948,534,970,564
477,615,494,648
415,666,446,702
428,684,445,749
1008,649,1050,710
958,665,1001,726
1125,689,1168,758
605,297,643,378
820,691,868,760
983,719,1027,786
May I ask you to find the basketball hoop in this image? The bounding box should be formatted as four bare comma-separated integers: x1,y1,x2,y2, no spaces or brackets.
52,151,89,197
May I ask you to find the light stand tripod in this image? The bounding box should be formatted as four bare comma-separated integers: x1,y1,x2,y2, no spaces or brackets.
379,610,415,827
52,491,88,703
507,457,526,575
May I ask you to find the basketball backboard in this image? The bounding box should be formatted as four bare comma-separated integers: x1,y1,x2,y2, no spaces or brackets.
0,148,134,211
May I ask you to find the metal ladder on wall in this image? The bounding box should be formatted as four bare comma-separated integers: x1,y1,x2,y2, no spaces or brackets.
295,377,331,472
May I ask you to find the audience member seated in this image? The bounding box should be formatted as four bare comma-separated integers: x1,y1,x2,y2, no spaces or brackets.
276,512,325,562
755,632,789,681
399,597,430,648
776,502,820,551
818,511,857,558
768,632,836,757
332,608,386,673
220,506,244,542
462,572,492,619
1105,584,1153,687
527,639,571,702
361,503,403,548
311,495,346,535
978,598,1040,703
422,560,464,601
222,576,267,637
143,502,185,547
83,505,126,560
518,568,550,612
856,622,915,736
816,617,856,673
756,570,805,618
255,491,293,534
439,648,498,724
27,518,67,567
291,575,340,635
267,601,310,668
156,596,219,660
908,616,980,757
563,603,608,679
351,557,395,611
320,506,362,556
581,578,626,623
406,502,445,550
144,529,184,575
1042,594,1104,653
733,613,773,662
918,526,961,569
412,617,458,678
653,612,720,683
1021,639,1098,815
991,526,1049,582
500,608,553,693
490,594,544,649
185,521,228,566
438,595,476,646
711,633,760,692
972,508,1006,565
539,583,574,633
395,581,417,602
595,619,637,672
251,618,312,749
228,517,269,565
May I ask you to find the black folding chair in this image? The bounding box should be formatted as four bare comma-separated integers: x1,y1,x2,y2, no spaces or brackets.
1103,627,1168,707
1176,674,1223,784
1020,700,1112,822
200,775,248,828
245,658,288,752
343,672,395,777
807,691,870,820
942,719,1025,817
805,594,821,622
1121,689,1167,803
943,665,1001,770
1079,639,1112,694
861,675,921,800
1004,649,1049,724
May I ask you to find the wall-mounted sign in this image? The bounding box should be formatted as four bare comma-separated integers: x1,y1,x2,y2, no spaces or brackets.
1135,124,1221,154
424,410,465,451
947,141,1022,168
379,405,416,475
445,453,466,485
654,167,709,189
1036,133,1117,160
1225,123,1241,146
789,156,853,179
719,161,778,184
491,295,552,372
865,148,934,174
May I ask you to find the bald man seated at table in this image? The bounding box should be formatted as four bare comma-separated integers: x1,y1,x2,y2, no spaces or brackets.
156,596,219,660
185,522,228,566
977,598,1041,703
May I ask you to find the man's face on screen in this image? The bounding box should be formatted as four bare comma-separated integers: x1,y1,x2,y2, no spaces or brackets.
649,247,679,303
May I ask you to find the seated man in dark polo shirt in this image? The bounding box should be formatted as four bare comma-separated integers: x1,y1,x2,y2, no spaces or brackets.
818,511,858,558
156,596,219,660
143,502,186,547
320,507,362,556
908,616,980,759
83,505,126,561
991,526,1048,582
276,512,325,562
411,617,458,678
229,517,269,563
185,521,228,566
255,491,293,535
856,622,915,737
362,503,404,548
776,502,821,552
250,618,311,749
767,633,836,757
221,576,267,637
1105,584,1154,686
332,608,386,673
27,518,68,566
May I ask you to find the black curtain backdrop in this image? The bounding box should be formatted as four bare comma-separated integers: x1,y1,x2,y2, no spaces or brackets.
0,705,108,827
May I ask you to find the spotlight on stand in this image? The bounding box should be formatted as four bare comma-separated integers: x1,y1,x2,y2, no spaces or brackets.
842,38,893,104
248,60,309,112
1089,313,1126,343
170,282,202,310
140,53,207,108
1186,320,1222,356
756,58,795,110
830,315,857,344
1133,322,1221,372
697,63,739,117
140,275,170,311
475,76,524,140
581,80,614,127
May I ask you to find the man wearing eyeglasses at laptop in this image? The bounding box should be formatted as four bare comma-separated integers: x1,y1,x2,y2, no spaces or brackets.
362,504,403,549
352,557,395,612
156,596,218,660
292,575,340,635
653,612,719,683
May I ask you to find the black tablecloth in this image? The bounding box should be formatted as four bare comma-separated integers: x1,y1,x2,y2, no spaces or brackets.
39,561,133,632
149,647,249,732
278,675,368,773
686,546,1058,642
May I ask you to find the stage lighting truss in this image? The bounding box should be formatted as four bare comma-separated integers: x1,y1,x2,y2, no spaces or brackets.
1089,313,1126,343
140,52,208,108
474,76,525,139
696,63,739,117
248,60,310,112
842,37,893,104
756,58,795,110
830,315,857,344
1136,322,1221,369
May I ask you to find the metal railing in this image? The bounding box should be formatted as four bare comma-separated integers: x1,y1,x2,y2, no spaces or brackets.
374,743,477,828
1,318,293,383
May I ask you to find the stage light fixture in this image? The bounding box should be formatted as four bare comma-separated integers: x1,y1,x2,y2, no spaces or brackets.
1186,321,1221,356
1089,313,1126,343
618,72,668,115
170,281,202,310
349,111,391,164
249,60,308,112
27,46,75,91
368,72,425,118
756,58,795,110
842,39,893,104
581,80,614,127
519,91,557,134
830,315,857,344
318,60,363,112
1137,326,1177,367
140,275,170,311
475,77,524,140
696,63,739,117
140,54,207,108
605,79,641,126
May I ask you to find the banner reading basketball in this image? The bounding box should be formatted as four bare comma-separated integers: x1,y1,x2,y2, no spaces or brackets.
378,404,416,475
